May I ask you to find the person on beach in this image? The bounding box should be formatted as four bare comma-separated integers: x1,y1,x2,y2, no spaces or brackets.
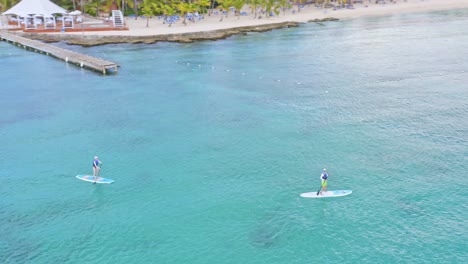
92,156,102,178
319,168,328,195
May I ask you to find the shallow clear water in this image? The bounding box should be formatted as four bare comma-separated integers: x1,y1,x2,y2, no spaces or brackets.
1,9,467,263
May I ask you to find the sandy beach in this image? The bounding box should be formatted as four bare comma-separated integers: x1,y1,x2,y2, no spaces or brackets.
65,0,468,37
3,0,468,45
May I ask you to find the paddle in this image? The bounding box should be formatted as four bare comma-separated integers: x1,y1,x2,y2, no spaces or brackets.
94,163,103,184
316,186,322,196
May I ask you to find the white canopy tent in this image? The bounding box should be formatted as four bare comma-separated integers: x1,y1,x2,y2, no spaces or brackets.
3,0,67,17
3,0,68,29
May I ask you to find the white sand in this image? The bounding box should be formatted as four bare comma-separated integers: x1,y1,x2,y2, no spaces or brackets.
21,0,468,36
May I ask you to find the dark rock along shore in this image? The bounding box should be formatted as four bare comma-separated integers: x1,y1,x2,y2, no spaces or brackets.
16,18,338,47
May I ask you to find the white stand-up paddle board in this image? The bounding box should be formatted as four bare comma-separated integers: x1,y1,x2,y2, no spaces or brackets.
76,175,114,184
300,190,352,198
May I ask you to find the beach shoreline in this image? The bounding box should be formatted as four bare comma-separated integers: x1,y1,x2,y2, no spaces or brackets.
6,0,468,46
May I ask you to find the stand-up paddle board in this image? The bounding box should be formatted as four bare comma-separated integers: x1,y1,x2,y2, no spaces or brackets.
76,175,114,184
300,190,352,198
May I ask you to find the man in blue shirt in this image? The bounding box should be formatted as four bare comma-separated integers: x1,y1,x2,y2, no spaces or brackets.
92,156,102,178
319,169,328,195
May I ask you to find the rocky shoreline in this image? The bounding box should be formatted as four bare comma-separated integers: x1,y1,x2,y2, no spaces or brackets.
15,18,338,47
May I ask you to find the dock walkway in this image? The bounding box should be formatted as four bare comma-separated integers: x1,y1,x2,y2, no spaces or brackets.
0,31,118,74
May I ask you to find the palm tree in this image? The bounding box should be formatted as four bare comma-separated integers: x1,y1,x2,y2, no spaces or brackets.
152,0,165,19
162,4,177,27
217,0,232,22
195,0,210,16
230,0,245,18
153,0,178,27
140,0,155,27
177,1,190,25
294,0,306,13
106,0,135,15
57,0,83,12
131,0,139,16
248,0,262,19
1,0,19,13
263,0,279,18
0,0,8,13
53,0,78,11
178,2,197,25
85,0,108,16
124,0,136,15
277,0,291,16
208,0,215,16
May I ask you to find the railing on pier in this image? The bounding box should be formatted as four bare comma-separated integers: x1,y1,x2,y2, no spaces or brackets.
0,31,118,75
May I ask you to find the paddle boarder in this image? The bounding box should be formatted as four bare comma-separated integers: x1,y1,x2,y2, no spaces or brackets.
319,168,328,195
92,156,102,178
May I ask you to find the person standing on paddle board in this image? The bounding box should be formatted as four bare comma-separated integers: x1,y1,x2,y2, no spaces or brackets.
319,169,328,195
92,156,102,178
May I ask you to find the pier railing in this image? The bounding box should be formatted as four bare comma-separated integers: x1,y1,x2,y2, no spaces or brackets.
0,31,118,75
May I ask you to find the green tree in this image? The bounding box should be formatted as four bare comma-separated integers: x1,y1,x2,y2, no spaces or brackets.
0,0,8,13
195,0,210,16
247,0,261,19
51,0,76,11
177,1,190,25
216,0,232,21
1,0,18,12
177,2,197,25
85,0,108,16
294,0,306,13
131,0,139,16
277,0,291,16
107,0,136,15
262,0,279,18
163,4,177,27
230,0,244,18
140,0,156,27
153,0,178,27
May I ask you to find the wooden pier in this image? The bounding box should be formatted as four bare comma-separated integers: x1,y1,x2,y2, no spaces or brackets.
0,31,118,75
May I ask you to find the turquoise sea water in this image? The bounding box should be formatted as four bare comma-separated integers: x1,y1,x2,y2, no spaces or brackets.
1,9,467,263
